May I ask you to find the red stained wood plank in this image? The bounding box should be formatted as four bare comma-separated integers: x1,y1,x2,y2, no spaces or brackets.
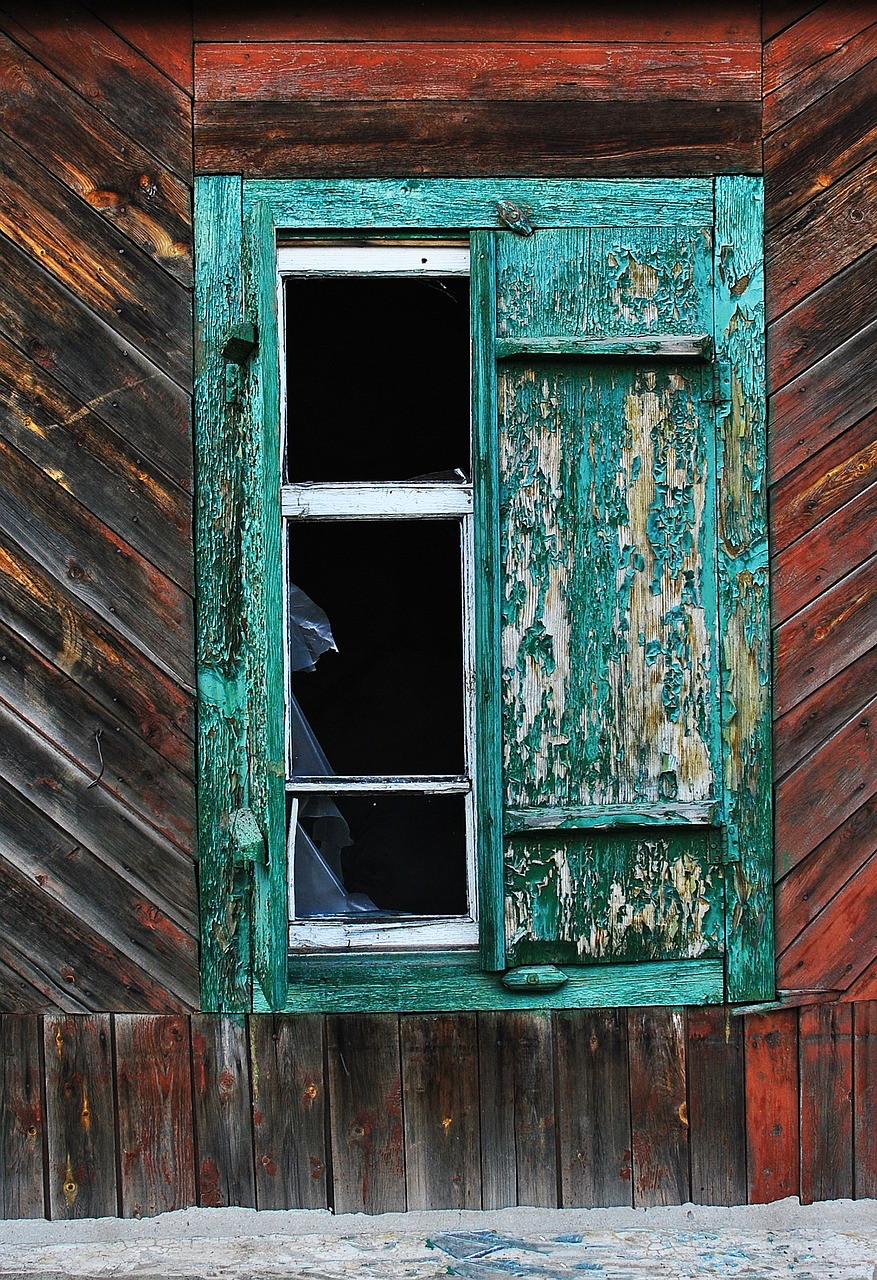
194,3,759,43
0,534,194,775
762,1,822,42
776,693,877,876
842,955,877,1002
0,133,192,392
627,1009,688,1207
744,1011,799,1202
773,552,877,717
115,1014,196,1216
768,244,877,392
0,776,198,1007
771,482,877,622
44,1014,117,1218
0,31,191,286
686,1008,746,1206
249,1015,327,1210
0,0,191,182
554,1010,631,1208
764,58,877,230
479,1012,556,1209
763,0,875,94
88,2,194,95
194,100,761,178
0,620,194,852
777,812,877,993
766,159,877,319
401,1014,481,1210
854,1002,877,1196
765,20,877,134
776,793,877,952
0,332,192,594
0,235,191,494
799,1002,853,1203
190,1015,255,1208
770,317,877,487
0,1015,45,1217
196,40,760,102
770,408,877,555
326,1014,405,1214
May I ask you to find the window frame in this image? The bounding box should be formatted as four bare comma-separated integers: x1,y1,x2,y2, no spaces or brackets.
194,177,771,1014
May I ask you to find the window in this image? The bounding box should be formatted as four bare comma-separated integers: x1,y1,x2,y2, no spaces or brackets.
195,178,771,1014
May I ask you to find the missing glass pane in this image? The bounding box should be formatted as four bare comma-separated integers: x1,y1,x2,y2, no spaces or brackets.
284,275,470,482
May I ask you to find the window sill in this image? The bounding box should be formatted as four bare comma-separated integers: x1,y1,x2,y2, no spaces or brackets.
253,953,725,1012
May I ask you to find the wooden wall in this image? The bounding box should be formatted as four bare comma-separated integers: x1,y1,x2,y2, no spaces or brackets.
1,0,877,1219
0,4,199,1011
765,3,877,1003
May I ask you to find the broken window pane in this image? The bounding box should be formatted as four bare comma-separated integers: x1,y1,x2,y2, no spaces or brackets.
289,521,466,777
284,275,470,482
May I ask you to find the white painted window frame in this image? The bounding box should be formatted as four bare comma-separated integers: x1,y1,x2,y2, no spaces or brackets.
278,245,479,952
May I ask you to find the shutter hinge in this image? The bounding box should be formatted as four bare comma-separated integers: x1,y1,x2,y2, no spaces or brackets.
222,322,258,405
706,358,732,406
230,806,267,867
497,199,534,236
502,965,568,993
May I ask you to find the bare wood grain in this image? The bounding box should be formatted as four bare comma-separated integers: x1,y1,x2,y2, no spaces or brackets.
687,1008,746,1205
0,1015,45,1217
191,1014,255,1208
628,1009,688,1207
250,1015,327,1210
799,1003,853,1202
43,1014,117,1217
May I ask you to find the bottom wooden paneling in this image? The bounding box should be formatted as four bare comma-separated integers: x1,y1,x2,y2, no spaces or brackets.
2,1005,877,1217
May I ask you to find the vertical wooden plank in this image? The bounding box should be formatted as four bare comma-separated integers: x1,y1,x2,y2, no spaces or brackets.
799,1002,853,1203
401,1014,481,1210
115,1014,196,1218
555,1010,632,1208
242,199,287,1010
327,1014,405,1214
628,1008,689,1207
686,1006,746,1205
194,175,251,1013
744,1010,800,1203
470,229,504,971
0,1015,45,1218
190,1015,255,1208
714,175,773,1004
854,1002,877,1198
478,1012,556,1208
44,1015,117,1219
249,1014,327,1210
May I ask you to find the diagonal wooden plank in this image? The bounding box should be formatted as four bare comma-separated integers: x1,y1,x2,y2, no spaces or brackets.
88,1,193,94
765,20,877,134
0,956,52,1013
777,793,877,952
770,316,877,484
0,30,191,285
0,776,198,1005
764,0,875,93
0,330,192,593
776,692,877,877
773,551,877,716
0,1,191,181
766,156,877,318
767,243,877,391
0,532,194,776
764,57,877,229
771,480,877,622
770,407,877,553
0,940,91,1013
0,436,193,687
774,641,877,779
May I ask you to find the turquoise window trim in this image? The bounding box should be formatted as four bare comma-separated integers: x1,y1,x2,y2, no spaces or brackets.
194,177,772,1013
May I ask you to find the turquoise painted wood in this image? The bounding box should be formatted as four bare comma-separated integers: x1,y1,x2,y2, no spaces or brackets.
242,202,288,1010
255,954,725,1013
194,176,251,1012
471,231,505,972
713,176,773,1003
243,178,714,230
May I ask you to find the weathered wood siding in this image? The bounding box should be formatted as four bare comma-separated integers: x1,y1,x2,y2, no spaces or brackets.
0,3,198,1011
765,3,877,1004
2,1005,875,1217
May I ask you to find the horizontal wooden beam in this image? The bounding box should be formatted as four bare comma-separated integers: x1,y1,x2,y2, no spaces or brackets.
495,334,712,360
505,802,718,832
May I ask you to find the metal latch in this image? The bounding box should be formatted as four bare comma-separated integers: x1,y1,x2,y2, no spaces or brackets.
706,358,732,406
222,322,258,405
497,199,535,236
502,965,568,993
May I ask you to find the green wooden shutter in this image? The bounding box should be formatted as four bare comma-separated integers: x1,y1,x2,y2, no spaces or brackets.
488,182,771,1000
